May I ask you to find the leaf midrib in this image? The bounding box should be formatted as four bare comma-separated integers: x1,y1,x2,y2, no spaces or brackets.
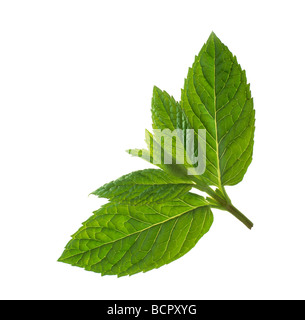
212,36,222,189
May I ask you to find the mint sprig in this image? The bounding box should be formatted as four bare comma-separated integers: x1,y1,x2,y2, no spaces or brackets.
59,32,255,276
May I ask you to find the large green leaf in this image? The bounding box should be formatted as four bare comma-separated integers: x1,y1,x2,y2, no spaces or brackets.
92,169,194,204
181,32,255,186
58,193,213,277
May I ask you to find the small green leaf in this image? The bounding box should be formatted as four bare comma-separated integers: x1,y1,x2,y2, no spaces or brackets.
58,193,213,277
151,87,196,170
130,87,206,178
151,86,190,132
92,169,194,204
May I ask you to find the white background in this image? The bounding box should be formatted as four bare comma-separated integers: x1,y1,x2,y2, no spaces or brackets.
1,0,304,300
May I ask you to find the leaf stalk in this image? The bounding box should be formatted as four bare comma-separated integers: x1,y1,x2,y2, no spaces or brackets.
192,178,254,230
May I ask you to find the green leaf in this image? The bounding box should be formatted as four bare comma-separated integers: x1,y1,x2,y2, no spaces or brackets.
129,87,207,178
151,87,194,170
92,169,194,204
181,32,255,186
128,88,186,169
151,86,190,132
58,193,213,277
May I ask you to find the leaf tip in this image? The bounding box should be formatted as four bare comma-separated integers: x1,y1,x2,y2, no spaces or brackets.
208,31,221,45
90,190,98,197
153,85,160,93
209,31,217,39
57,254,65,263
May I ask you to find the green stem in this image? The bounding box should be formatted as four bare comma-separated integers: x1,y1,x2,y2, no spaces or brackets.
192,178,253,230
224,203,254,230
218,184,231,204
